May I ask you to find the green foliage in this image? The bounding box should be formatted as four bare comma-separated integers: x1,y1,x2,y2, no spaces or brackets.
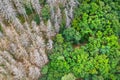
63,28,81,44
0,24,3,32
72,0,120,42
61,73,76,80
41,65,48,75
41,5,50,21
41,0,120,80
42,42,115,80
33,14,40,25
84,31,120,79
25,5,33,15
39,0,46,5
56,34,64,44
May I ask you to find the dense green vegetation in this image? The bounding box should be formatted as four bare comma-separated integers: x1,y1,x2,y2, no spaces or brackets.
40,0,120,80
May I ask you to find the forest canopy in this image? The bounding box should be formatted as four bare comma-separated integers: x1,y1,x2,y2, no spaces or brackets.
40,0,120,80
0,0,120,80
